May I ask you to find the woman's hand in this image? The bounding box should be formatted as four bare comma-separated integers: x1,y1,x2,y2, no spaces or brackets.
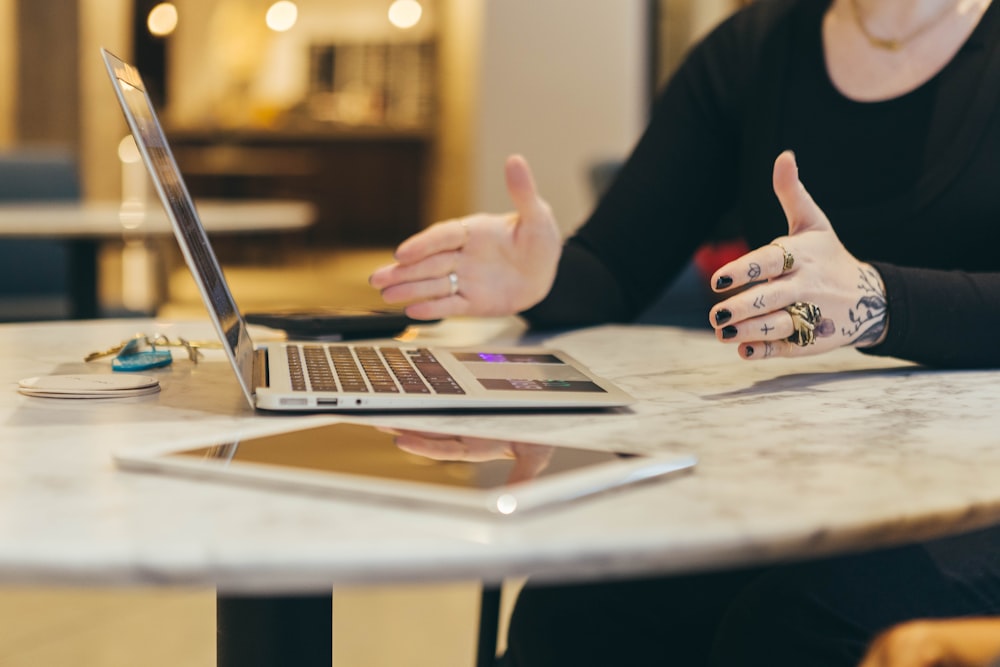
858,618,1000,667
382,427,556,485
369,155,562,320
709,151,888,360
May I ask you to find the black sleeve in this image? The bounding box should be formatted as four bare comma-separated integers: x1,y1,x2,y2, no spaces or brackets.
522,4,784,330
863,262,1000,368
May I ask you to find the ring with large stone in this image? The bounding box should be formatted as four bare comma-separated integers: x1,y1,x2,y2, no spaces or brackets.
770,241,794,273
784,301,822,346
447,271,460,296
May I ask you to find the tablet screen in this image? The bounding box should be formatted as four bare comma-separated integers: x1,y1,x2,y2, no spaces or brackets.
169,422,626,490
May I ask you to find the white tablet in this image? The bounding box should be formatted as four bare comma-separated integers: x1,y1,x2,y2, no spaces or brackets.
114,421,696,516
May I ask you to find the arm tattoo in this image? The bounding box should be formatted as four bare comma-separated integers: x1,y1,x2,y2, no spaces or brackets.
841,267,887,346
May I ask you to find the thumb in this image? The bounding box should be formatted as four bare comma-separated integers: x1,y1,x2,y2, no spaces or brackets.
773,150,831,236
505,154,549,224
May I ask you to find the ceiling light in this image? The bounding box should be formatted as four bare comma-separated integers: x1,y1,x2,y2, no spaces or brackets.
266,1,299,32
147,3,178,37
388,0,422,29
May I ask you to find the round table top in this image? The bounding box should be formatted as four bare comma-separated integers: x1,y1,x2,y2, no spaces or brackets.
2,317,1000,592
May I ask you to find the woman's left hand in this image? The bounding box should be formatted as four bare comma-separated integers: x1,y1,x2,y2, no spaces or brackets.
709,151,888,360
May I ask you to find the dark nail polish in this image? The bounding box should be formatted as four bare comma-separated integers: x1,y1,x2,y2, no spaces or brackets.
714,309,732,326
715,276,733,290
722,325,738,340
745,346,754,358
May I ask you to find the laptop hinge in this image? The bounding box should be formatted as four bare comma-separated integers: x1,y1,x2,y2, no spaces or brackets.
253,347,269,389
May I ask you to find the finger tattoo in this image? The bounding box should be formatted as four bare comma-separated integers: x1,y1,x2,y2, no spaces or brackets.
748,263,762,280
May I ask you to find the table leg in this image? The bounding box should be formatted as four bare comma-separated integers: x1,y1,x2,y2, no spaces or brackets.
67,239,99,320
217,592,332,667
477,585,502,667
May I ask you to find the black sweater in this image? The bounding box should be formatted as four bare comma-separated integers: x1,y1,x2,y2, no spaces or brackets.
524,0,1000,368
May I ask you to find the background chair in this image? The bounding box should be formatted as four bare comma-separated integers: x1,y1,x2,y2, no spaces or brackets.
0,151,80,322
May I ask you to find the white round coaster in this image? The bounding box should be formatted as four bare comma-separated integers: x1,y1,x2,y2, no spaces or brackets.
18,374,160,395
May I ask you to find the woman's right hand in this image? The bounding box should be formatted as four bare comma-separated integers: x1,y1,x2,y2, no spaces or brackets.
369,154,562,320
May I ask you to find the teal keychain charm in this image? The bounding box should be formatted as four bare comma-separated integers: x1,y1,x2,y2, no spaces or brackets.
112,349,172,371
111,336,173,372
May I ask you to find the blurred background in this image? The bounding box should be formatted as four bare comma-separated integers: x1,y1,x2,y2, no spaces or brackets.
0,0,745,322
0,1,746,664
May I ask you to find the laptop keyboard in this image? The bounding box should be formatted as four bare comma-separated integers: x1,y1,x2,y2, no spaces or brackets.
286,345,465,394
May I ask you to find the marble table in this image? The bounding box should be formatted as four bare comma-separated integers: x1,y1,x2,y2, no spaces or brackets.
0,199,315,319
4,317,1000,664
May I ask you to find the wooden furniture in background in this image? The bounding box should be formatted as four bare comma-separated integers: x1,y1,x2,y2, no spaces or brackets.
168,129,430,250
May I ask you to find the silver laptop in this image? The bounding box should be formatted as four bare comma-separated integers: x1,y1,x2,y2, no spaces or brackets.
102,49,634,412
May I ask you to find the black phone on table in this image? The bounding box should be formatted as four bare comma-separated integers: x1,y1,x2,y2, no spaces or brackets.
245,307,435,340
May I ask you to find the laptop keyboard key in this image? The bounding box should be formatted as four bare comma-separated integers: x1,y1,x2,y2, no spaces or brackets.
287,345,462,395
408,348,465,395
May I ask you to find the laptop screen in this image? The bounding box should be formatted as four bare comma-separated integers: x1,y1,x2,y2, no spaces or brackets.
102,49,257,405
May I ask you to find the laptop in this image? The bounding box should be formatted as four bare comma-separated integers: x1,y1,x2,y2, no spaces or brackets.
101,49,635,412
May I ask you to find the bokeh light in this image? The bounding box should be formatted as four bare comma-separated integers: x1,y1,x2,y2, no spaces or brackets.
147,3,178,37
266,1,299,32
388,0,422,29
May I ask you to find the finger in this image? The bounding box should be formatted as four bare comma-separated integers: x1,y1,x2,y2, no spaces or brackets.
710,244,795,293
714,311,795,344
394,218,470,264
404,295,468,321
369,250,461,290
505,155,551,233
772,150,831,236
505,155,543,216
380,272,459,306
710,285,790,326
739,338,827,361
394,433,464,459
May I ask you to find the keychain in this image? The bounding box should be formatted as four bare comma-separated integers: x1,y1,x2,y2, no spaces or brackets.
108,335,172,372
86,334,172,372
86,334,219,371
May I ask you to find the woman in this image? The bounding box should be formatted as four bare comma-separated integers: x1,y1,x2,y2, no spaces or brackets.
371,0,1000,663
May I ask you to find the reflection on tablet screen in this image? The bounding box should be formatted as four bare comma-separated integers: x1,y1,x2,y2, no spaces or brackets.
171,422,626,491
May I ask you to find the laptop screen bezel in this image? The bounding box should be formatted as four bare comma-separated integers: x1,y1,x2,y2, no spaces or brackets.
101,48,258,408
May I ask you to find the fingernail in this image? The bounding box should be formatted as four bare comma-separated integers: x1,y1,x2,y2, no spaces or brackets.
722,325,738,340
714,309,732,326
745,346,754,358
715,276,733,290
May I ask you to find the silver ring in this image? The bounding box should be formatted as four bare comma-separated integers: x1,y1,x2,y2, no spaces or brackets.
448,271,459,296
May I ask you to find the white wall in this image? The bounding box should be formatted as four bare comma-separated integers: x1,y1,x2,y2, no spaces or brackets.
474,1,648,235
